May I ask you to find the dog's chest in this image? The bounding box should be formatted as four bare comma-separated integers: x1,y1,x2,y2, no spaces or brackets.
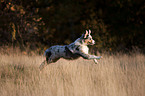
79,45,89,54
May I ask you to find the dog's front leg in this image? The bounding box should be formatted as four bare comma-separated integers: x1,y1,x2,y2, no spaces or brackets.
75,51,102,64
75,51,102,60
88,55,102,60
94,56,102,59
93,56,102,64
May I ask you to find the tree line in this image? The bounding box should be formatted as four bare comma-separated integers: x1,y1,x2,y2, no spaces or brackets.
0,0,144,52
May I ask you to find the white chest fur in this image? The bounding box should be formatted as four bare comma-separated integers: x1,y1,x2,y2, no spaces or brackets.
80,45,89,54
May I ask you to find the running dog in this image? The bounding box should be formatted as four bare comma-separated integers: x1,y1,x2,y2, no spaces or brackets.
39,30,102,70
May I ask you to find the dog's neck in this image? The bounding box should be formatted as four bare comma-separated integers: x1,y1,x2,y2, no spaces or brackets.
74,38,88,46
74,38,89,54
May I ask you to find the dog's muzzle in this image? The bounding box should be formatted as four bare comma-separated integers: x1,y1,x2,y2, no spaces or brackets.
91,40,95,45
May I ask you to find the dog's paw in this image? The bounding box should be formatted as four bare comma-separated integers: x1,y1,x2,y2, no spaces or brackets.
93,59,98,64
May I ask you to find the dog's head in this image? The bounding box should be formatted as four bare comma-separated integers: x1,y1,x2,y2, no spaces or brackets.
81,30,95,45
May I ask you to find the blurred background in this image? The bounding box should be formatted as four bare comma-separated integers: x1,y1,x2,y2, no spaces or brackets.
0,0,144,53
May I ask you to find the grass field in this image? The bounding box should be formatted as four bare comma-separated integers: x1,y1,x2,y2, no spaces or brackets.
0,49,145,96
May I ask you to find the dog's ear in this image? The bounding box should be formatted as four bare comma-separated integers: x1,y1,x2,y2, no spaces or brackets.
84,30,88,38
89,29,91,34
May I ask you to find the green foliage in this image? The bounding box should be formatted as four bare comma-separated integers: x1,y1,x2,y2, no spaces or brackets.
0,0,144,52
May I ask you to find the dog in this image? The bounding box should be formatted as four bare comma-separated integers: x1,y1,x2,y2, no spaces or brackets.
39,30,102,70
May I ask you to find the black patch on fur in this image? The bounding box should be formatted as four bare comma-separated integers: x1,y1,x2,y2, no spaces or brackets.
46,52,52,62
76,47,79,51
46,52,51,57
64,46,80,60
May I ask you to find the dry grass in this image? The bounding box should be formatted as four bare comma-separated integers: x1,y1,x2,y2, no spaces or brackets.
0,50,145,96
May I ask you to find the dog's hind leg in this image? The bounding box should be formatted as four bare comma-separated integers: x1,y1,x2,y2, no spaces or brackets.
39,58,52,71
39,60,47,71
39,56,60,71
39,51,52,71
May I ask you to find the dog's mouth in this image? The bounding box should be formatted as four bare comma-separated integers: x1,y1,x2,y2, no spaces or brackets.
90,40,95,45
89,43,95,45
88,42,95,45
